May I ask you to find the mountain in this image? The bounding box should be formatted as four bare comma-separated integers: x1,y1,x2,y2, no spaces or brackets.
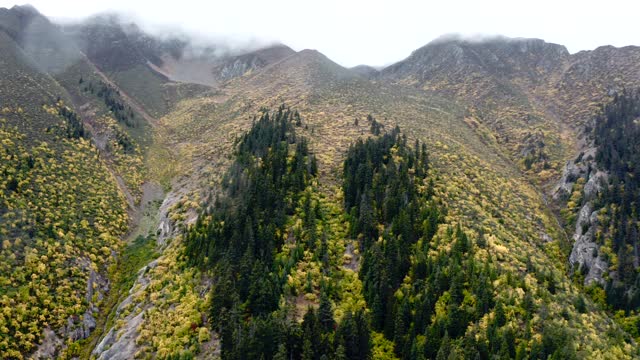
0,6,135,359
382,36,569,88
94,35,638,359
554,45,640,129
0,7,75,139
382,36,640,183
0,5,83,75
2,4,640,359
350,64,379,77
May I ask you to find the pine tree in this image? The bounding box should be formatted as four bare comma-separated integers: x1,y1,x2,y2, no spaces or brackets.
274,344,288,360
435,331,451,360
318,292,335,332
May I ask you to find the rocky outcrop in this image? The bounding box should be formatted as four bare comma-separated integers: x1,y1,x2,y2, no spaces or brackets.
92,259,158,360
552,148,595,201
29,260,107,358
66,308,97,341
94,311,145,360
569,203,608,285
583,170,607,201
30,328,63,360
556,147,608,286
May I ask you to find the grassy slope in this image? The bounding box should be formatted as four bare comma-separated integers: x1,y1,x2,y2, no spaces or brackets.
0,32,72,140
107,66,170,118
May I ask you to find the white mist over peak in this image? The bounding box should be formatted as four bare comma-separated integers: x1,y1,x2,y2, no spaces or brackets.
1,0,639,67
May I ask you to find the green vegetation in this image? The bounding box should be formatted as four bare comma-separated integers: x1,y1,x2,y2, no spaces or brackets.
185,106,328,358
342,126,439,332
342,126,581,359
109,65,169,117
81,78,140,129
73,233,159,359
0,112,128,358
591,90,640,310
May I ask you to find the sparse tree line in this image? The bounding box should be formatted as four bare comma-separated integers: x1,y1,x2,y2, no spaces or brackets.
79,76,139,128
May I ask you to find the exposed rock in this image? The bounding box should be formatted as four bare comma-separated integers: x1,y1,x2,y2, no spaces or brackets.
94,311,145,360
92,257,159,359
540,232,553,243
217,55,264,80
552,159,589,201
82,310,97,339
556,145,609,286
86,268,97,303
156,186,184,246
569,203,607,286
583,170,607,201
92,327,116,356
54,258,109,345
66,308,97,341
156,178,199,246
30,328,62,359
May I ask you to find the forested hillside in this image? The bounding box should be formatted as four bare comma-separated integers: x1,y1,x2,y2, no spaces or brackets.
593,90,640,311
558,90,640,339
0,104,128,358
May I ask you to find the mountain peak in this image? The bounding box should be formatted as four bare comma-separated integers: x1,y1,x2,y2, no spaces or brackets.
382,34,570,85
421,34,569,56
8,4,40,15
296,48,329,61
350,64,379,77
227,46,356,95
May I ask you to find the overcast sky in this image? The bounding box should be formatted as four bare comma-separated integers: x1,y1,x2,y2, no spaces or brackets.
2,0,639,67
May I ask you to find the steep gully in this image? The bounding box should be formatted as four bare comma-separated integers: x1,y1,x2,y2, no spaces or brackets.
61,58,181,357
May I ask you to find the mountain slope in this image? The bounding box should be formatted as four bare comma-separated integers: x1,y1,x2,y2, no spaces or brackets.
92,42,638,358
381,36,640,186
0,5,82,75
0,6,172,359
2,5,640,359
381,36,576,179
0,9,130,358
554,45,640,130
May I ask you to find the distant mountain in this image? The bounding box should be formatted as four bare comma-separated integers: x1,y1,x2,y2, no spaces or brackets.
63,15,300,94
381,35,640,179
214,44,295,80
382,36,569,87
151,43,296,86
231,48,357,95
0,5,83,75
350,64,379,77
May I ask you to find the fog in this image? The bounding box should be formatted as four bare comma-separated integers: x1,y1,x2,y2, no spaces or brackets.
2,0,639,67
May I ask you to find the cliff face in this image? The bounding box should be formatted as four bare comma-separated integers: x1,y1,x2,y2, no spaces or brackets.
554,146,603,284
